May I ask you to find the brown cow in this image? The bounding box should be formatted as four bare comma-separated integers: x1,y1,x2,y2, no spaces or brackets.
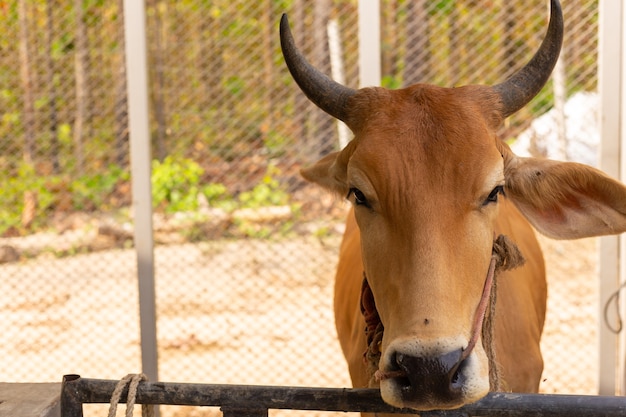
281,0,626,412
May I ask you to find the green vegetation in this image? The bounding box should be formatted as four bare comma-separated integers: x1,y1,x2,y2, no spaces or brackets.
237,164,290,209
0,162,129,234
72,164,130,211
1,163,56,233
0,0,598,239
151,156,205,213
1,157,295,236
151,157,290,213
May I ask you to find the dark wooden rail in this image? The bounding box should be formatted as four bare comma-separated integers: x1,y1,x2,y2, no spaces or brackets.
60,374,626,417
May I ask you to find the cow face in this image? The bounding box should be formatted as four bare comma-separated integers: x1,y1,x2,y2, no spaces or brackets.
281,0,626,411
302,83,505,410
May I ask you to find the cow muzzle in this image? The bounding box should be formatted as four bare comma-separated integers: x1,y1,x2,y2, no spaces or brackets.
363,235,524,410
377,338,489,410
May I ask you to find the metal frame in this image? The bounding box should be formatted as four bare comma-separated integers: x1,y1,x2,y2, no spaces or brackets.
599,0,626,395
120,0,624,399
122,0,158,385
120,0,382,390
60,374,626,417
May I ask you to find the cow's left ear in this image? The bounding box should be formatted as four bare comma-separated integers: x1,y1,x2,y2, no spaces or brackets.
504,156,626,239
300,140,357,196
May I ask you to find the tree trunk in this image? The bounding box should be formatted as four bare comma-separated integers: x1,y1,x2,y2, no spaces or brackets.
311,0,334,157
448,4,462,86
149,0,167,161
45,0,60,173
198,4,222,107
262,0,273,148
403,0,429,86
292,0,308,158
502,0,516,78
73,0,88,174
196,2,227,166
381,0,399,82
499,0,521,140
17,0,36,165
114,0,129,167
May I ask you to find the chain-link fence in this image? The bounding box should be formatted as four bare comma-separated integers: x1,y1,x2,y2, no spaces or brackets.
0,0,600,416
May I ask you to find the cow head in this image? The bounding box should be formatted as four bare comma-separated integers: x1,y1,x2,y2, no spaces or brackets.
281,0,626,410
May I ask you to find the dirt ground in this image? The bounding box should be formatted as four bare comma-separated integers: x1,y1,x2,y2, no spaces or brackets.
0,222,604,416
536,234,599,395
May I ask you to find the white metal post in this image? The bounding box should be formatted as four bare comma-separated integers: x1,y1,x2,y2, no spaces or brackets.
619,0,626,394
552,56,567,160
598,0,623,396
328,19,351,149
358,0,381,88
122,0,159,388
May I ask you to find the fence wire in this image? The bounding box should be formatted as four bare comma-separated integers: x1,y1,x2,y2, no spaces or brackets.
0,1,600,416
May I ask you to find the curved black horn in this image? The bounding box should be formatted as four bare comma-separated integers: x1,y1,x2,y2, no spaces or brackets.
280,14,356,124
493,0,563,117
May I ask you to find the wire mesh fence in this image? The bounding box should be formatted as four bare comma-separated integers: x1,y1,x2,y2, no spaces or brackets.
0,0,601,416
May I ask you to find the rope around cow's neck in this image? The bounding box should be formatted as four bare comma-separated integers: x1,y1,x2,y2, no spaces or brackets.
460,253,498,363
361,234,525,391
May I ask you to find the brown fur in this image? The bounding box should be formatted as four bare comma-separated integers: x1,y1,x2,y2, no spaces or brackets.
282,0,626,410
334,199,546,390
302,83,626,413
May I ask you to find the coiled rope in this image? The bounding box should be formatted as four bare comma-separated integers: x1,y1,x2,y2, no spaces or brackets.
107,373,154,417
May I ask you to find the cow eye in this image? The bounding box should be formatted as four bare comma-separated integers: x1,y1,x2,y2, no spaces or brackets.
484,185,504,205
348,187,369,207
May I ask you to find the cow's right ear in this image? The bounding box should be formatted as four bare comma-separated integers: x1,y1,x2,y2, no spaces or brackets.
300,151,349,196
300,140,356,196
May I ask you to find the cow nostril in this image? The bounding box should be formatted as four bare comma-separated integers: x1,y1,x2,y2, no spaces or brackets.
392,352,407,376
382,352,410,390
385,348,467,402
448,355,469,390
396,374,412,391
451,368,460,385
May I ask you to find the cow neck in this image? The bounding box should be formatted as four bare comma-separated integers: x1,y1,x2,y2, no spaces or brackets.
359,234,525,391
